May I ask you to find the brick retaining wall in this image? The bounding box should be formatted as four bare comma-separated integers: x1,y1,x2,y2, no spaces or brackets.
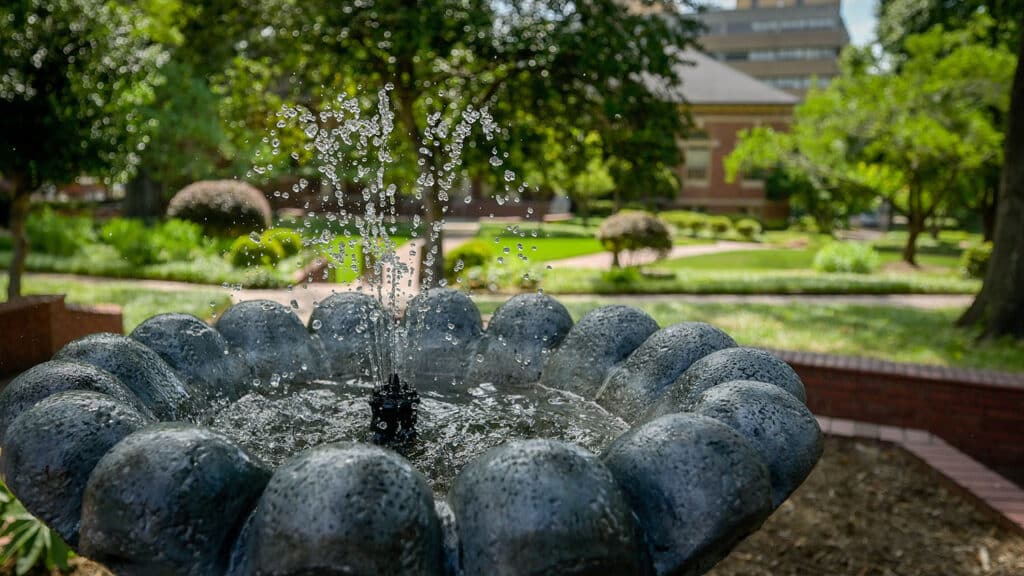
0,295,123,377
774,349,1024,476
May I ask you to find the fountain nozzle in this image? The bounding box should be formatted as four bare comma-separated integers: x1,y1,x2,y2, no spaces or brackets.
370,373,420,445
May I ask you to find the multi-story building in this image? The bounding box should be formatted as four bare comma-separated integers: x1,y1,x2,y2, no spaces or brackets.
698,0,850,97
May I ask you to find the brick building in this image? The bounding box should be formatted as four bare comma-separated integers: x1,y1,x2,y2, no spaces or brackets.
647,49,798,221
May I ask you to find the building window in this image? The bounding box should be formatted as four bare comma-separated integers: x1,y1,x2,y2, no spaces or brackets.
685,147,711,183
762,75,833,90
749,18,837,33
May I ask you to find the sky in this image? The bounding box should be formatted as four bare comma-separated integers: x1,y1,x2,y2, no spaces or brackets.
704,0,880,46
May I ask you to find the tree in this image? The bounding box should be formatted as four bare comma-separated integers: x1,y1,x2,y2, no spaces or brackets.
298,0,700,286
727,22,1015,264
958,24,1024,338
0,0,166,299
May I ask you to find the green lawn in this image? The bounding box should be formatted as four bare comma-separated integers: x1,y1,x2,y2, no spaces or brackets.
0,275,232,332
662,249,815,271
474,298,1024,372
491,237,605,263
541,268,979,295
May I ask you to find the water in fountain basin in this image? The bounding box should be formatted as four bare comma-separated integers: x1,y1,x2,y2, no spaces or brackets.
207,380,628,494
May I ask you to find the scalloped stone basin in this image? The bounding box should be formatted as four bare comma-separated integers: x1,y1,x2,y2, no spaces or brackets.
0,289,822,576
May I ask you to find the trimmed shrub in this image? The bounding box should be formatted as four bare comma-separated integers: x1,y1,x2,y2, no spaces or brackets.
25,207,95,256
167,180,271,236
445,239,494,282
708,216,733,238
596,212,672,268
155,219,204,261
812,242,879,274
229,235,284,268
959,242,992,279
660,211,707,236
796,215,819,234
261,228,303,257
735,218,762,240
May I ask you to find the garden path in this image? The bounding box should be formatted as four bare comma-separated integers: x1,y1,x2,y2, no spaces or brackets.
545,240,767,270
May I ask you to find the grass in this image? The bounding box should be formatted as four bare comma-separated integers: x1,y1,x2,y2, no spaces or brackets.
474,298,1024,372
0,275,232,332
541,268,980,295
662,249,815,271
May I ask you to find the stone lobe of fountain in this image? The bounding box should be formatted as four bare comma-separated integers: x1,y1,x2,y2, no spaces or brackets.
0,290,823,576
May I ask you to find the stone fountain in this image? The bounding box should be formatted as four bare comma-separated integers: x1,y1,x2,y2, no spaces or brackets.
0,288,822,576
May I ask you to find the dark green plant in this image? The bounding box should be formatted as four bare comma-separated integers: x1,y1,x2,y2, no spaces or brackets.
959,242,993,279
445,240,494,282
0,483,71,575
261,228,303,257
100,219,160,267
735,218,762,240
813,242,880,274
595,212,672,268
167,180,271,237
25,207,95,257
229,235,284,268
708,216,733,238
601,266,642,286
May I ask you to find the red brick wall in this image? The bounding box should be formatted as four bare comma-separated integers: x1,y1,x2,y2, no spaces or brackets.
0,296,122,377
775,350,1024,471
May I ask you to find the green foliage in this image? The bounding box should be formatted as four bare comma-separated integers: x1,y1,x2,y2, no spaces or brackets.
959,242,993,279
735,218,763,240
100,218,205,266
25,207,95,256
813,242,880,274
601,266,642,287
0,483,71,575
261,228,303,257
796,215,820,234
660,211,708,235
445,240,494,283
167,180,272,236
707,216,733,238
596,212,672,267
229,235,284,268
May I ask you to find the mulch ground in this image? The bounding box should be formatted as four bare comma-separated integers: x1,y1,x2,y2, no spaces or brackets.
711,437,1024,576
12,436,1024,576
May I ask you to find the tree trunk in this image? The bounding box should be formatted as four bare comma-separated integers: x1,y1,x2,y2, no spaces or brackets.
903,215,922,266
982,186,997,242
611,250,620,269
124,169,164,222
959,30,1024,338
7,186,30,301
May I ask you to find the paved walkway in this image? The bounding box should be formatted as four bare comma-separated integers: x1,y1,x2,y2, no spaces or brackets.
545,240,766,270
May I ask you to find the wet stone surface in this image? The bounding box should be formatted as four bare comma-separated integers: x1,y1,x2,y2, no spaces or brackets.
540,305,660,399
596,322,737,422
449,439,650,576
399,289,484,393
691,380,823,507
602,413,773,576
131,313,252,403
229,443,443,576
79,425,270,576
646,347,808,419
465,293,573,389
0,391,149,547
216,300,329,386
309,292,392,381
53,333,200,422
0,360,151,443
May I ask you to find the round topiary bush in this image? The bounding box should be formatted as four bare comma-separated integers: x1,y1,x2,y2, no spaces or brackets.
445,239,494,282
596,212,672,268
261,228,303,257
167,180,272,237
708,216,733,238
812,242,879,274
735,218,762,240
229,235,284,268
